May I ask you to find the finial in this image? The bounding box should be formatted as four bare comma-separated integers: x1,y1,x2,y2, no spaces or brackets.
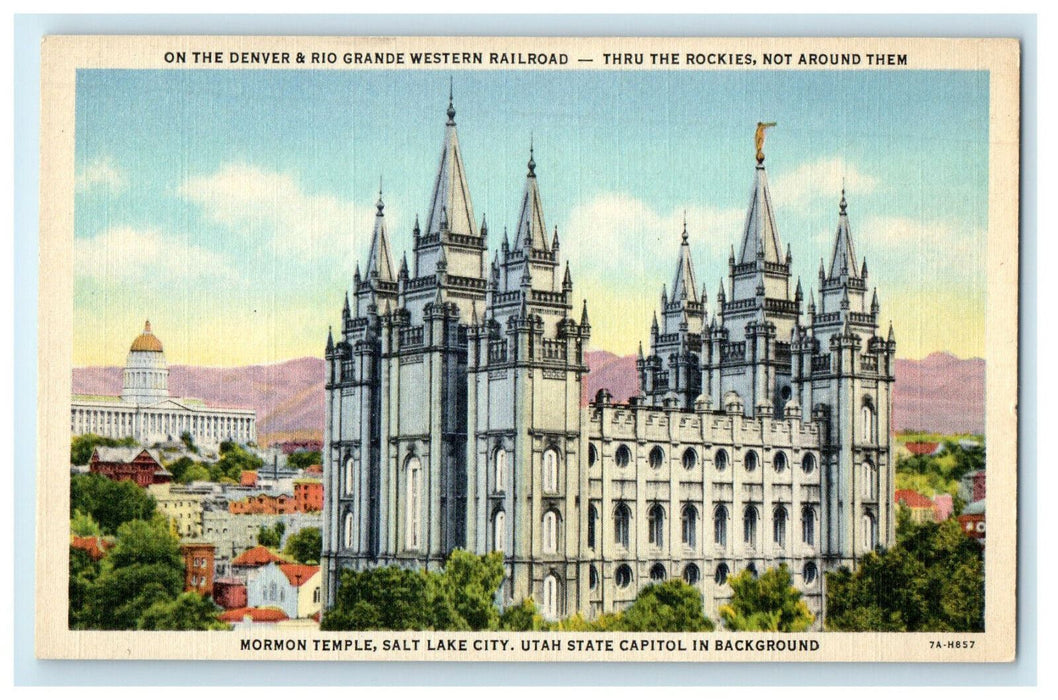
326,325,334,351
839,188,848,215
376,178,385,215
413,214,421,236
580,298,590,327
682,211,688,243
144,319,152,333
755,121,777,164
527,135,536,177
447,78,456,124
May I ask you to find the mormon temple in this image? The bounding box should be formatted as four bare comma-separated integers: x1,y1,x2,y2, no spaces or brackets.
71,321,257,448
321,95,895,623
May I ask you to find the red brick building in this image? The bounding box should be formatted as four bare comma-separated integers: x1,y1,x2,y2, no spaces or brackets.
89,447,172,487
212,578,248,609
293,478,323,513
180,542,216,595
229,492,297,515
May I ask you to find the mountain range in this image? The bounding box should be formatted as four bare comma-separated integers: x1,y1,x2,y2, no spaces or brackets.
73,351,985,444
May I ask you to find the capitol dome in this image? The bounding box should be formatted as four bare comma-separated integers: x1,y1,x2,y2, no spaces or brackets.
129,320,164,352
122,320,169,404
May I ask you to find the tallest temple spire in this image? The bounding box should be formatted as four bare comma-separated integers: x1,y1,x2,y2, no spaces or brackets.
425,85,477,238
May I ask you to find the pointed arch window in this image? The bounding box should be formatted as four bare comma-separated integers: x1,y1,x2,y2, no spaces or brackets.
588,443,598,467
744,450,759,472
343,511,354,549
862,512,877,551
743,506,758,549
543,448,559,493
493,510,507,553
774,451,787,473
714,505,728,548
587,504,598,550
773,505,788,549
344,457,355,497
801,453,816,474
542,510,558,554
542,574,560,619
682,448,698,470
649,446,664,469
614,503,631,549
715,449,729,472
405,456,422,551
862,460,877,499
681,504,698,548
648,504,665,548
862,402,876,443
802,506,816,547
493,448,507,492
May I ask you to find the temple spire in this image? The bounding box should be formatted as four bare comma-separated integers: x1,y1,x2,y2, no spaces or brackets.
828,188,860,280
670,219,699,304
426,88,476,237
515,138,549,252
365,188,395,283
737,149,784,265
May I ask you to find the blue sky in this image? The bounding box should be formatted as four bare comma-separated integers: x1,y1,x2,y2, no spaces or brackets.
73,68,989,366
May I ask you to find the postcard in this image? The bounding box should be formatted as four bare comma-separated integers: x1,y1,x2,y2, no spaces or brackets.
37,35,1019,662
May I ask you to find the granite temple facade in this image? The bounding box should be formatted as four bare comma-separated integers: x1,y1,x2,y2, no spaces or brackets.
321,96,896,624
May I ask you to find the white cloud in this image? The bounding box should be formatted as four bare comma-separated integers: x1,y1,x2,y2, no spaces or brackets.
177,163,375,260
771,156,879,213
76,157,125,195
75,226,231,285
561,192,745,284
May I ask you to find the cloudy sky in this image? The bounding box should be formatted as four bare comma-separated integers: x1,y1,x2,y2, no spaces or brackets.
73,68,988,367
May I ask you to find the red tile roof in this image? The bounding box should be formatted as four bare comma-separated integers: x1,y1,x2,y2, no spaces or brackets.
905,442,940,456
70,536,113,560
895,489,935,509
278,563,319,587
231,545,288,567
218,607,289,623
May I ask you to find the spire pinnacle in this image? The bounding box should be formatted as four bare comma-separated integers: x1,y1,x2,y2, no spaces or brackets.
446,77,456,124
839,187,848,215
527,134,536,177
326,326,334,352
342,291,350,317
682,210,688,243
888,321,896,343
580,298,590,327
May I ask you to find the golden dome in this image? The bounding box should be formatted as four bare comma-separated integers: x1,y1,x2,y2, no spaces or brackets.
130,320,164,352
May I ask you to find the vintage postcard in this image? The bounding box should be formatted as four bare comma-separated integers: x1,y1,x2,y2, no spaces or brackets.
36,35,1019,662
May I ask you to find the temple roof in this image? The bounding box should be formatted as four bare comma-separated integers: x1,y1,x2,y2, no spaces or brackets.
424,91,476,238
737,165,784,265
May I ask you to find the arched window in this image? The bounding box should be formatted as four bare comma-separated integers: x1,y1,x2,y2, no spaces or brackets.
862,461,877,498
542,574,560,619
683,563,700,585
615,564,633,589
774,451,787,473
648,504,665,548
682,448,698,470
715,449,728,472
801,506,816,547
714,562,729,585
588,443,598,467
405,456,422,551
587,504,597,549
589,565,599,590
493,448,507,492
614,503,631,548
773,506,788,548
344,511,354,549
648,446,664,469
743,506,758,548
614,444,631,468
650,563,667,581
542,449,559,493
744,450,758,472
801,453,816,474
862,512,877,551
861,402,876,442
681,504,698,548
714,505,728,547
746,562,758,579
802,562,818,586
542,510,558,554
493,510,506,553
344,457,355,497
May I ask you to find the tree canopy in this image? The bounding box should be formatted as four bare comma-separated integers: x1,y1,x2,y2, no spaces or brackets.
257,521,286,549
719,564,814,632
617,579,715,631
138,591,227,631
70,473,156,535
70,433,138,466
287,450,322,472
283,527,322,564
826,518,984,632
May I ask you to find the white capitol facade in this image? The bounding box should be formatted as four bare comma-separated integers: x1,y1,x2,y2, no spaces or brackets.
71,321,257,448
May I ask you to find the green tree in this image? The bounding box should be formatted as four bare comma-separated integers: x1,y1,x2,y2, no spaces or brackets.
719,564,814,632
179,431,199,454
826,518,984,632
75,517,185,630
68,545,101,628
257,521,286,549
70,473,156,534
215,442,263,481
321,566,436,631
283,527,322,564
70,433,138,466
438,550,505,630
181,463,211,483
499,598,546,631
138,592,227,630
70,509,103,537
617,579,715,632
287,450,321,471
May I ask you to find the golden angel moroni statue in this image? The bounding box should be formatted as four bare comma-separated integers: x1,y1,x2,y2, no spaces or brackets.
755,121,777,163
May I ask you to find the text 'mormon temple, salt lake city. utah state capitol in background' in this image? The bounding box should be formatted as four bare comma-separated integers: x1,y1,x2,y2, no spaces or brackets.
322,92,896,623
